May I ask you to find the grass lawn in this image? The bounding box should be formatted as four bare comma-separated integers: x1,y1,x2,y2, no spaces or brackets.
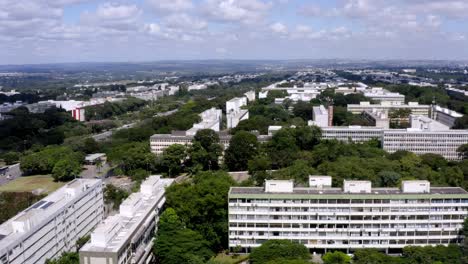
210,253,249,264
0,175,66,194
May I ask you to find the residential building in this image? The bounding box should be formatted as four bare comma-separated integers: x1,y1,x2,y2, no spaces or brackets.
312,106,329,128
79,176,174,264
433,106,463,128
382,129,468,160
186,108,222,136
227,97,249,129
244,91,256,102
228,177,468,254
0,179,104,264
347,102,430,116
321,126,384,142
362,109,390,129
361,88,405,104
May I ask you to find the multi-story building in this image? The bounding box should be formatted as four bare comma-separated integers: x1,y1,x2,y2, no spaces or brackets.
347,102,430,116
312,106,329,128
186,108,222,136
0,179,104,264
382,129,468,160
79,176,174,264
228,177,468,254
321,126,384,142
433,106,463,128
362,109,390,129
244,91,256,102
227,97,249,129
361,88,405,104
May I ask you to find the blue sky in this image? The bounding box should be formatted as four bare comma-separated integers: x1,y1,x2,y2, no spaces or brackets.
1,0,468,64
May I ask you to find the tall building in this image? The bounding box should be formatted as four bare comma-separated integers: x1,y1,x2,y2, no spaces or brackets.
433,106,463,128
228,177,468,254
312,106,329,128
0,179,104,264
186,108,222,136
226,97,249,129
79,176,174,264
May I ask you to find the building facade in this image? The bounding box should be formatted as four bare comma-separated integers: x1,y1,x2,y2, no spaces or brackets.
79,176,174,264
0,179,104,264
347,102,430,116
228,177,468,254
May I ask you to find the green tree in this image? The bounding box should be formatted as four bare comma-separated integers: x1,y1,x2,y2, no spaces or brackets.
268,128,299,168
45,252,79,264
2,152,20,165
104,184,129,210
188,129,222,170
293,125,322,151
249,240,310,264
160,144,187,177
154,209,213,264
52,158,82,181
353,249,401,264
248,155,272,186
224,131,259,171
322,251,351,264
458,144,468,160
165,171,235,251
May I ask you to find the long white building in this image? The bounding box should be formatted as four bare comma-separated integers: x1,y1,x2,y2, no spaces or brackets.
228,177,468,254
226,97,249,129
347,102,430,116
361,88,405,104
79,176,174,264
186,108,222,136
0,179,104,264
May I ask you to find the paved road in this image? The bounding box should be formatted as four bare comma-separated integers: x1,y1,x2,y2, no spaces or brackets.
92,122,137,142
0,163,22,186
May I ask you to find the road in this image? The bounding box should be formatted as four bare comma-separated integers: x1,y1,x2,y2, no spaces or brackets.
92,122,137,142
0,163,22,186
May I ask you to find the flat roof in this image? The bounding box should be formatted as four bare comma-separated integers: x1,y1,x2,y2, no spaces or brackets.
0,179,101,250
229,186,468,199
80,177,173,253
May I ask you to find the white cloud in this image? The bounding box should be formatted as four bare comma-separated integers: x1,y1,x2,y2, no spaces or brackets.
202,0,272,25
80,3,142,32
270,22,287,34
147,0,193,13
164,13,208,30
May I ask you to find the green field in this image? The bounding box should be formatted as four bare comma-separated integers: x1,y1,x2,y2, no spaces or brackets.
0,175,66,194
210,253,249,264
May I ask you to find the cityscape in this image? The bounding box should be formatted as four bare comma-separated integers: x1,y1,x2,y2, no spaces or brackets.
1,1,468,264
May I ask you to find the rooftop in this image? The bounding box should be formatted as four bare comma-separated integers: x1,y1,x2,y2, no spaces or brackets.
80,176,173,253
0,179,102,249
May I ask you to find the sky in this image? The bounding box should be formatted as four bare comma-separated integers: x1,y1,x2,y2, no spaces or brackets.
1,0,468,64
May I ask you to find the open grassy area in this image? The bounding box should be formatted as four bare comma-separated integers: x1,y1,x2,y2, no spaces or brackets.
210,253,249,264
0,175,66,194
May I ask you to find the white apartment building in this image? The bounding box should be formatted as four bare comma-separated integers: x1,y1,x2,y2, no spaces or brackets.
186,108,222,136
312,106,329,128
227,97,249,129
79,176,174,264
362,109,390,129
433,106,463,128
228,177,468,254
244,91,256,102
347,102,430,116
361,88,405,104
321,126,384,142
0,179,104,264
382,129,468,160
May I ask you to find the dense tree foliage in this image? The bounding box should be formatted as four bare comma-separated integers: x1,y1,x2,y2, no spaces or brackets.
224,131,259,171
322,251,351,264
45,252,79,264
163,171,235,252
84,97,146,120
187,129,223,171
0,107,85,152
249,240,310,264
20,145,84,179
159,144,187,177
103,184,129,210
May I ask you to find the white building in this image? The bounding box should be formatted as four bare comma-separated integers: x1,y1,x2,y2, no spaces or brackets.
187,84,207,91
0,179,104,264
228,177,468,254
433,106,463,128
347,102,430,116
410,115,450,131
382,129,468,160
244,91,256,102
186,108,222,136
321,126,384,142
363,109,390,129
80,176,174,264
362,88,405,104
312,106,329,128
226,97,249,129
